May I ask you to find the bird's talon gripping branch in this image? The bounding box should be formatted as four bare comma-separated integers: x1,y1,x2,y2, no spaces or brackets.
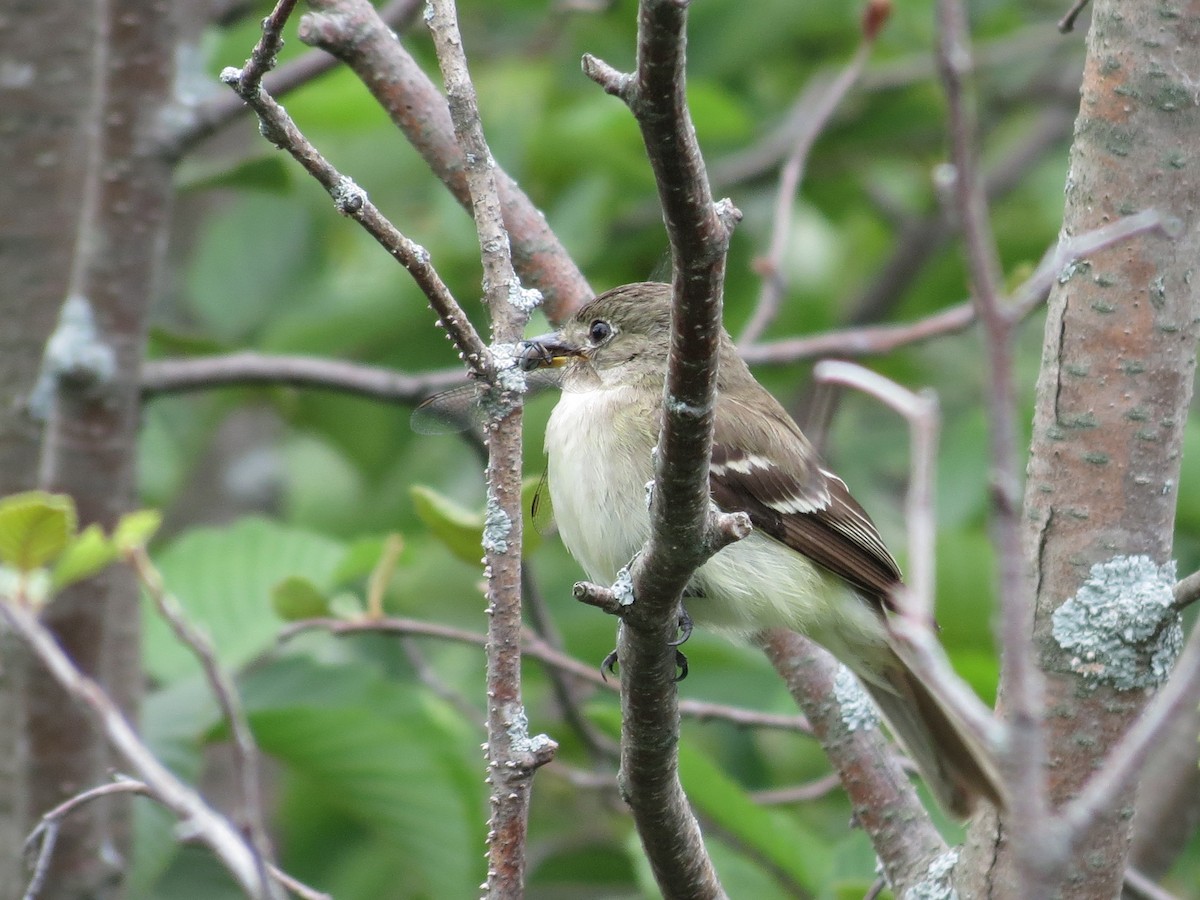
667,607,693,647
674,649,689,682
601,648,620,681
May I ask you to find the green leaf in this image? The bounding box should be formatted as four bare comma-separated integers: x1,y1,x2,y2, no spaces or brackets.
178,155,292,195
678,743,829,894
328,591,365,620
0,491,77,572
409,485,484,566
51,524,118,590
271,575,332,621
113,509,163,553
240,656,483,897
146,517,344,683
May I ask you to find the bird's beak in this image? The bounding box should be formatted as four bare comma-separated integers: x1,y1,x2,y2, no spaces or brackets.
518,332,584,371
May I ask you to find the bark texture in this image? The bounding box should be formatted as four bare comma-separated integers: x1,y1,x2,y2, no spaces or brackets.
0,1,176,896
958,1,1200,895
0,2,100,894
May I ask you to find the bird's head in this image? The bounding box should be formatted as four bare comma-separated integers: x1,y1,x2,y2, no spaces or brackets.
519,282,675,386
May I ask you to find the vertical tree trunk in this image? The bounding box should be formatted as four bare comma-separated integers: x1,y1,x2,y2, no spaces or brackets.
959,1,1200,895
0,2,176,896
0,3,99,893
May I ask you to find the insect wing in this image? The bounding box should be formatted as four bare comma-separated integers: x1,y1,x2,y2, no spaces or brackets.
410,383,486,434
530,469,555,536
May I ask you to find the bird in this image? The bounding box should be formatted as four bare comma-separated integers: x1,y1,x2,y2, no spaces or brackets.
521,281,1003,818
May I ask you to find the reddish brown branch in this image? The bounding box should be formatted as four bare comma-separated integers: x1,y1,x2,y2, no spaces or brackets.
164,0,424,158
298,0,592,324
218,63,489,377
425,2,555,895
759,631,947,894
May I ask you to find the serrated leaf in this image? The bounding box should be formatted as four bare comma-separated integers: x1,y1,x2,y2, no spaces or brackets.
146,517,344,683
409,485,484,565
0,491,77,572
678,743,829,894
113,509,163,553
51,524,118,590
271,575,331,621
239,657,483,897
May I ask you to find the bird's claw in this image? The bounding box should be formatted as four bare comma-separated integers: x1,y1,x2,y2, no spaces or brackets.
667,607,693,647
599,607,692,681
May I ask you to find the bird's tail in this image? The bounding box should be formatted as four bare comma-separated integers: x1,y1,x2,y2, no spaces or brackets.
859,653,1005,819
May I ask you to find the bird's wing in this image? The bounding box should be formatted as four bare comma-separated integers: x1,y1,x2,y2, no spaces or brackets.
710,392,902,607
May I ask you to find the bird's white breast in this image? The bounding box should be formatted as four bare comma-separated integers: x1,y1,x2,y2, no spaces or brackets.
545,385,657,585
543,384,889,665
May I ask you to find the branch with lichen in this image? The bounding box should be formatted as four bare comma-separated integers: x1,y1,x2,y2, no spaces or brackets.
424,1,557,895
219,0,489,378
572,0,748,895
297,0,592,324
759,631,948,894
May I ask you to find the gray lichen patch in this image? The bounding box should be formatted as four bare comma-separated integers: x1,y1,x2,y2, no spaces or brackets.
1051,555,1182,690
907,848,960,900
482,493,512,555
28,294,117,420
611,565,636,607
834,665,880,733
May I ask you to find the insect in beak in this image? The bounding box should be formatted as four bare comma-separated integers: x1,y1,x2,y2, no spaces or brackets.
518,335,582,372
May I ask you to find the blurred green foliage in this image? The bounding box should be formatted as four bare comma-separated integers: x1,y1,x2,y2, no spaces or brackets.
123,0,1200,897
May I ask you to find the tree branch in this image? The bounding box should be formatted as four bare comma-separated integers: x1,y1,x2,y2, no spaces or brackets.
298,0,592,324
740,2,888,346
0,599,269,898
163,0,425,158
759,631,948,895
277,616,813,734
220,7,490,378
578,1,746,895
128,547,279,898
140,353,465,404
935,1,1051,892
425,2,556,895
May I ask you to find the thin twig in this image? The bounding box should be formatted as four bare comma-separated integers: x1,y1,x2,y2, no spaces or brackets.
936,1,1050,890
426,2,556,894
751,773,844,806
810,362,1007,762
741,2,888,345
811,362,938,622
140,354,465,404
0,599,268,897
23,779,151,900
1172,569,1200,611
165,0,424,157
298,0,592,323
1057,0,1092,33
127,547,279,899
745,207,1165,366
236,0,301,96
1122,867,1181,900
522,570,620,761
221,34,490,378
278,616,814,734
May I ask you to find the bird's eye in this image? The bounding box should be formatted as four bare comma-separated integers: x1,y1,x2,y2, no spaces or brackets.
588,319,613,343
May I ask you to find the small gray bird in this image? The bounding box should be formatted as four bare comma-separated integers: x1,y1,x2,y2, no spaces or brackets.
523,281,1003,817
